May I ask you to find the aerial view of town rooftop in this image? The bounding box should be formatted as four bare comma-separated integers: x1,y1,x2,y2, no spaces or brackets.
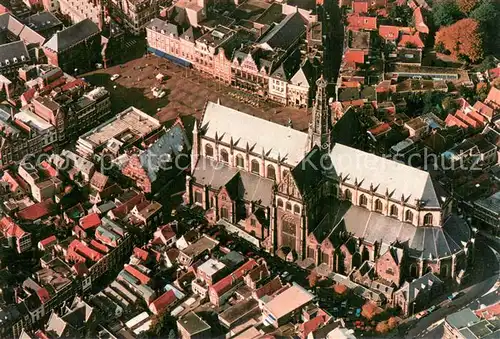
0,0,499,337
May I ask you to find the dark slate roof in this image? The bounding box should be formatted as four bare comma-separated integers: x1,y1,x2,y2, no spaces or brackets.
43,19,100,52
0,13,24,36
291,145,327,198
271,48,301,81
24,11,62,32
192,157,274,206
310,199,351,243
139,123,189,183
258,12,306,51
314,202,471,259
146,18,181,37
0,41,29,66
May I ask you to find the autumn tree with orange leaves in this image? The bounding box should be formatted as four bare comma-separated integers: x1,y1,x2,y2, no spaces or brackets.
436,18,483,62
457,0,479,14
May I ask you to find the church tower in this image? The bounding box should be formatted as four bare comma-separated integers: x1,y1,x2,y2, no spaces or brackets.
308,75,331,151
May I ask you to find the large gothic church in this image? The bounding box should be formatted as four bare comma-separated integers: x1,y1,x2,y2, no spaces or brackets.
185,76,474,286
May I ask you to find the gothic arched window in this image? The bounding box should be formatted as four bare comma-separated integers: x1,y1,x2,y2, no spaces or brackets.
277,198,283,208
375,199,383,212
345,189,352,202
405,210,413,222
220,149,229,163
359,194,367,207
390,205,398,217
236,154,244,168
267,165,276,180
251,160,260,174
205,144,214,157
423,213,433,226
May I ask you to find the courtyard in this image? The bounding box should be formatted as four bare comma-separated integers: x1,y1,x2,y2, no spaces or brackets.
83,55,310,131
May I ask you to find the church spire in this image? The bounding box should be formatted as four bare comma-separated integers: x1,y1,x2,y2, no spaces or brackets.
308,75,331,151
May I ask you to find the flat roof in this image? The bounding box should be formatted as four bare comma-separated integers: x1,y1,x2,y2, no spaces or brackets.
15,109,53,132
219,298,259,325
181,236,218,258
198,258,226,276
78,106,160,150
264,283,314,320
177,312,211,335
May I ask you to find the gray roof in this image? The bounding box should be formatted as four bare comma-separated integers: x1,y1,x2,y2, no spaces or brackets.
396,272,443,303
139,123,189,183
330,143,443,209
258,12,305,51
0,13,24,36
178,312,211,335
446,308,480,330
43,19,99,52
201,101,308,166
315,204,470,259
24,11,62,32
192,157,274,206
146,18,180,37
0,41,29,66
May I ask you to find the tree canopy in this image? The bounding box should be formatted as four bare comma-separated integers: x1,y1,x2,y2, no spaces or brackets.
432,0,463,26
457,0,479,14
436,18,483,62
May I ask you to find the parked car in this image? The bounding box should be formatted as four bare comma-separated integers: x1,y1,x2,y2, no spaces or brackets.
110,74,120,81
427,305,437,313
415,310,428,319
281,271,289,278
448,292,461,301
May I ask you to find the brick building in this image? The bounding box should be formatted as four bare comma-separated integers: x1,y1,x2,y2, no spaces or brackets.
186,75,475,289
59,0,104,29
43,19,101,74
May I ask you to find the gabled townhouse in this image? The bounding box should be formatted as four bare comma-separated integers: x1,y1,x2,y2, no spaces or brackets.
0,216,31,253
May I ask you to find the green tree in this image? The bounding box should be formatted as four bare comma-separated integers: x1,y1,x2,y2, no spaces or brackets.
470,0,500,55
389,5,413,26
146,312,177,337
168,329,177,339
432,0,463,26
442,96,458,113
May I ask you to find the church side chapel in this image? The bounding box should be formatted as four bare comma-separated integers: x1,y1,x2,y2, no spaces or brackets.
185,75,475,295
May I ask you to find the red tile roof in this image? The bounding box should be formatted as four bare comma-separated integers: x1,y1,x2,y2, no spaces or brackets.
68,239,104,262
0,4,9,14
488,68,500,79
36,288,50,304
39,235,57,248
445,114,469,128
134,247,149,261
378,25,411,41
40,161,57,177
17,199,54,221
473,101,495,119
253,276,283,299
347,14,377,31
300,313,329,339
475,302,500,320
60,78,87,92
344,50,366,64
376,80,392,93
79,213,101,230
1,170,20,193
468,110,487,124
368,122,391,136
486,86,500,108
352,0,368,13
111,193,146,219
413,7,429,34
210,259,258,296
149,290,176,314
0,216,27,239
90,239,109,254
124,264,151,285
21,87,37,104
455,110,482,128
398,32,425,48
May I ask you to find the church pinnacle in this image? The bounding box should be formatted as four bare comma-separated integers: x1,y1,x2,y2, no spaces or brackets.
308,75,331,152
